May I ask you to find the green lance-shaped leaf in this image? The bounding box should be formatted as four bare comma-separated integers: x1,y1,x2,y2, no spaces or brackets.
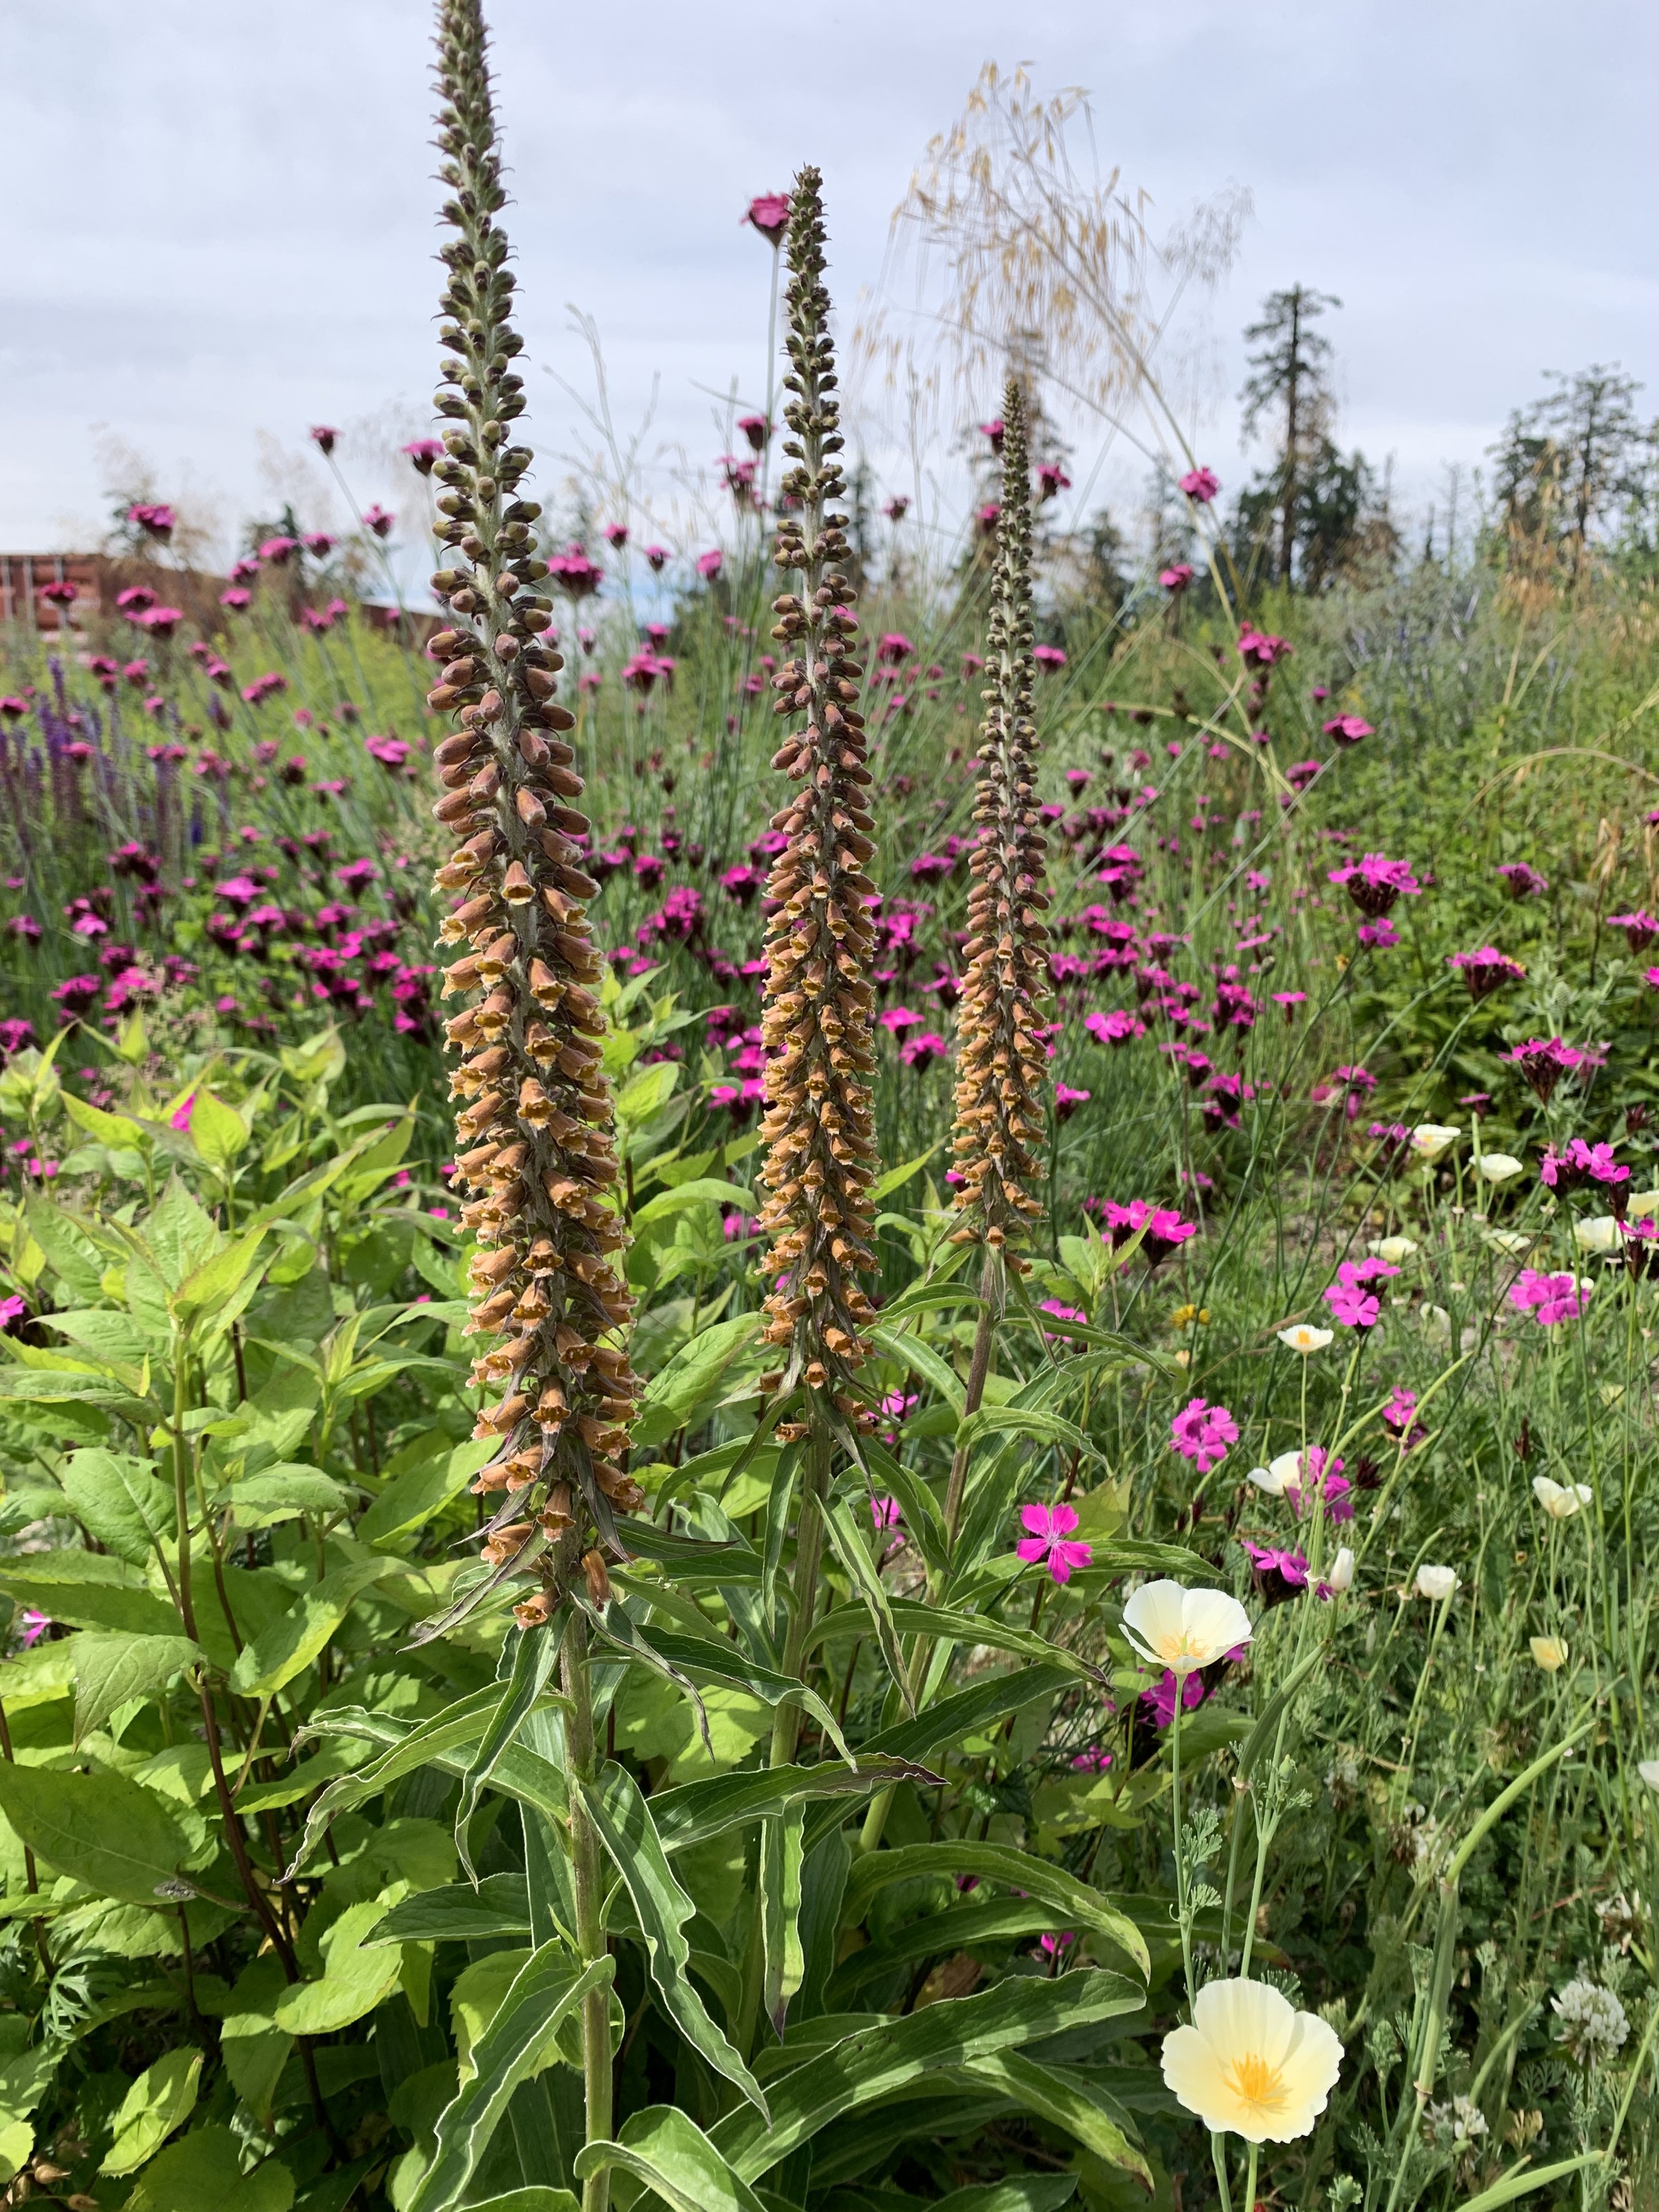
939,2052,1151,2185
709,1968,1145,2181
370,1874,532,1947
456,1621,562,1881
841,1842,1149,1978
761,1800,806,2034
810,1598,1103,1686
595,1604,853,1763
572,1760,770,2119
0,1762,190,1903
405,1947,613,2212
648,1756,945,1854
465,2195,580,2212
575,2106,767,2212
820,1493,913,1712
287,1687,506,1874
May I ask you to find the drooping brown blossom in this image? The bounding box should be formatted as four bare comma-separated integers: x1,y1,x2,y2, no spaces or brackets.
425,0,640,1623
949,381,1051,1264
755,169,880,1430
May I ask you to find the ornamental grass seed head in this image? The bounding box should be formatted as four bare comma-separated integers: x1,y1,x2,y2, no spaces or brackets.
948,380,1052,1268
1160,1977,1343,2143
753,169,881,1423
423,0,642,1621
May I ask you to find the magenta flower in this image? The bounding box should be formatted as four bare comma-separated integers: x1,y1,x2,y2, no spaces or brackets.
975,502,1001,538
978,417,1006,451
1054,1082,1090,1121
695,550,724,580
127,502,176,539
1327,853,1421,919
1283,1451,1352,1524
1539,1138,1627,1191
877,632,914,664
1037,463,1071,500
1238,627,1292,668
1609,910,1659,953
1141,1669,1208,1728
547,546,604,597
879,1005,922,1035
15,1610,49,1649
1159,563,1195,593
1272,990,1307,1020
1322,714,1374,745
403,439,445,475
1033,644,1067,671
1323,1254,1398,1329
138,606,184,638
220,587,252,611
1449,946,1526,1000
1179,466,1220,502
310,425,339,455
116,584,156,614
744,192,790,242
1508,1037,1589,1104
870,1496,902,1531
1092,1198,1196,1266
644,545,669,572
1015,1501,1093,1585
1084,1008,1144,1048
899,1031,948,1069
1382,1387,1427,1449
884,496,910,522
1242,1542,1310,1606
169,1094,196,1134
259,536,298,564
1509,1269,1591,1326
737,413,770,451
361,504,394,539
1497,860,1549,899
1169,1397,1239,1475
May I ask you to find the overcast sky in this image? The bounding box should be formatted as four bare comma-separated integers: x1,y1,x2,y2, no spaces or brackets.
4,0,1656,576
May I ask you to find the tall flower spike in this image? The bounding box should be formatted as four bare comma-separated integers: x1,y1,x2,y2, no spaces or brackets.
425,0,641,1624
949,380,1051,1266
756,168,880,1430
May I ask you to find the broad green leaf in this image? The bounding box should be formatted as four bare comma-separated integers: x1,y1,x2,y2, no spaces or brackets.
24,1198,104,1301
575,1761,768,2117
221,1956,290,2128
41,1308,159,1370
59,1448,175,1564
173,1226,270,1335
632,1315,762,1448
870,1146,941,1202
615,1518,761,1585
954,1404,1098,1458
842,1844,1148,1976
99,2046,203,2175
0,1366,149,1411
357,1436,492,1546
230,1558,394,1697
221,1466,349,1529
406,1948,611,2212
189,1089,250,1169
62,1091,151,1152
271,1900,404,2035
74,1631,202,1745
711,1970,1145,2179
857,1662,1077,1773
123,2122,294,2212
631,1179,755,1229
575,2106,766,2212
0,1763,188,1903
0,2118,29,2185
933,2180,1079,2212
616,1059,680,1125
467,2196,580,2212
144,1175,222,1291
371,1874,532,1947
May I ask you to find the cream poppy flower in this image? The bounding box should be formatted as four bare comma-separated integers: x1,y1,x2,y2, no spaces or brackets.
1411,1124,1461,1163
1415,1564,1459,1602
1278,1323,1334,1355
1326,1546,1356,1593
1122,1579,1253,1678
1572,1216,1621,1256
1532,1476,1592,1520
1250,1449,1305,1498
1477,1153,1525,1184
1161,1977,1344,2143
1639,1759,1659,1792
1368,1235,1418,1266
1483,1228,1534,1256
1627,1189,1659,1220
1530,1635,1568,1672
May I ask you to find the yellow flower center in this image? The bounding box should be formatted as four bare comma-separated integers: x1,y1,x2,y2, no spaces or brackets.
1226,2050,1288,2117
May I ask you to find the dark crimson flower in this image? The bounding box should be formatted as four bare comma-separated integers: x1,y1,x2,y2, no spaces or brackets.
259,536,299,564
1608,910,1659,953
644,544,669,571
1509,1036,1589,1104
1323,714,1373,745
1242,1541,1310,1607
1327,853,1421,919
402,439,445,474
1497,859,1549,899
311,425,340,455
1037,463,1070,500
362,504,394,539
116,585,156,613
883,496,909,522
1160,563,1194,593
127,502,176,538
737,413,770,451
1237,627,1291,668
1449,946,1526,999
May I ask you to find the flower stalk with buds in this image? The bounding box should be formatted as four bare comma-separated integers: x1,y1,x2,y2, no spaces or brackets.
942,380,1051,1542
423,7,635,2197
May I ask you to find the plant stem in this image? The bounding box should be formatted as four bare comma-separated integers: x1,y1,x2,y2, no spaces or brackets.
943,1247,1001,1552
171,1329,196,1639
768,1414,830,1771
561,1609,614,2212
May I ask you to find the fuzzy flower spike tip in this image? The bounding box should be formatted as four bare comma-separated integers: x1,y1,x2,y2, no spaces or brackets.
424,0,642,1627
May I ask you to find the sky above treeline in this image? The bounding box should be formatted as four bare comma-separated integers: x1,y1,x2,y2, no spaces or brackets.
3,0,1656,579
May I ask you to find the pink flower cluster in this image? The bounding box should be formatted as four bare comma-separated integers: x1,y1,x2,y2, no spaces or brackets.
1015,1501,1092,1585
1169,1396,1239,1474
1540,1138,1626,1191
1509,1269,1591,1326
1323,1254,1399,1329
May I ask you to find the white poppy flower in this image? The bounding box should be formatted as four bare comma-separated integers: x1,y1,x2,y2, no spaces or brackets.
1278,1323,1334,1355
1161,1977,1344,2143
1415,1564,1460,1602
1477,1153,1525,1184
1326,1546,1356,1593
1411,1124,1461,1163
1532,1476,1592,1520
1638,1759,1659,1792
1530,1636,1568,1672
1573,1217,1621,1256
1121,1579,1254,1678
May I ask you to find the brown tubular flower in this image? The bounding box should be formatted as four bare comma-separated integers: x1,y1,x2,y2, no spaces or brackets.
425,0,641,1618
949,380,1051,1266
755,168,879,1429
